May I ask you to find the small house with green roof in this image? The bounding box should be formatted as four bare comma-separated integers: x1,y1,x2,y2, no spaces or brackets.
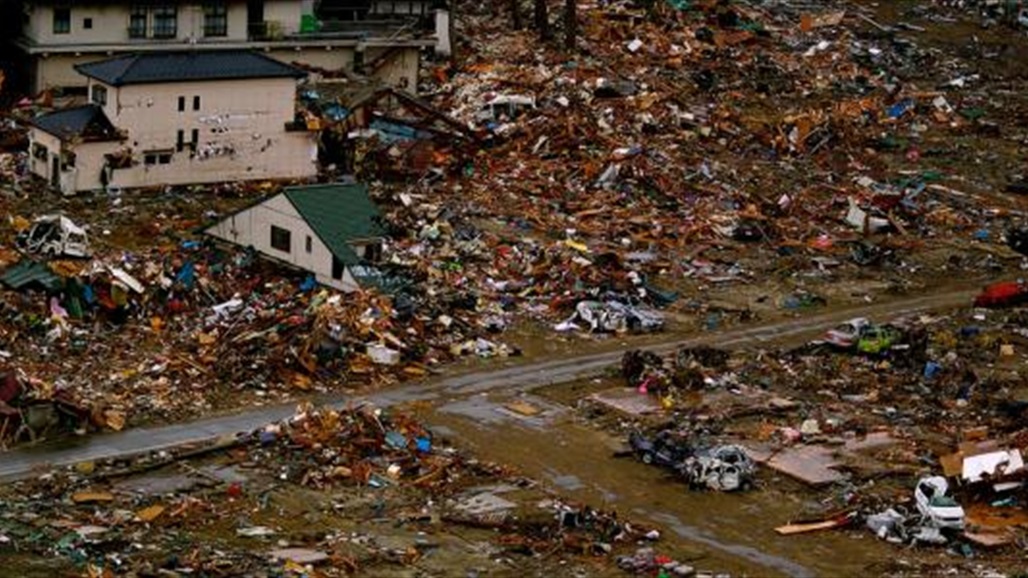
205,183,384,292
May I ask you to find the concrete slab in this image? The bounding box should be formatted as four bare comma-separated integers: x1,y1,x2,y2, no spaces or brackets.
588,388,660,416
744,432,896,487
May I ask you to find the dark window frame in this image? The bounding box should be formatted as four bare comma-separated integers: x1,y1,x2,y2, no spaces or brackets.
331,256,344,280
91,84,107,106
53,6,71,34
177,96,185,112
193,95,201,111
305,235,312,253
151,4,177,39
83,17,93,29
203,1,228,37
128,4,147,38
144,149,174,166
61,149,76,170
270,225,292,253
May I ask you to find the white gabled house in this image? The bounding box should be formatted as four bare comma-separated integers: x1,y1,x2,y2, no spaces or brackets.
205,183,385,292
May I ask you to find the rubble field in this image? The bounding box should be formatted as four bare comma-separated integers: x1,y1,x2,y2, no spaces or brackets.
527,303,1028,576
0,0,1026,448
0,403,712,578
1,0,1028,576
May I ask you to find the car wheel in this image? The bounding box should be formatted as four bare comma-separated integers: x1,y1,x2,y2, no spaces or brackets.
641,452,654,465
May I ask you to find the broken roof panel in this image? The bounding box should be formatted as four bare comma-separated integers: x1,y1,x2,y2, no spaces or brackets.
30,105,120,142
75,50,307,87
0,260,63,292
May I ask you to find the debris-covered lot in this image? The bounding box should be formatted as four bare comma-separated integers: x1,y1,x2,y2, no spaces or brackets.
0,404,698,577
2,0,1028,575
1,0,1027,444
555,303,1028,575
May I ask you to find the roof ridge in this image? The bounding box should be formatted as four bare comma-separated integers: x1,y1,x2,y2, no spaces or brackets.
118,53,143,84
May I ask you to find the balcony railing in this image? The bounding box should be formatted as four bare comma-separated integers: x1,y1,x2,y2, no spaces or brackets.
248,21,282,41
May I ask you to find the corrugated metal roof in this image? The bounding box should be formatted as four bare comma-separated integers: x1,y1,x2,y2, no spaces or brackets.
0,260,63,291
283,184,384,266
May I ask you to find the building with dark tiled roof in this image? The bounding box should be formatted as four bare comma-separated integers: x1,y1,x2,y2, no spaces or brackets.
10,1,444,94
27,50,318,194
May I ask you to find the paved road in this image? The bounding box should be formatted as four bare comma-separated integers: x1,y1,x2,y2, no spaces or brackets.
0,285,979,482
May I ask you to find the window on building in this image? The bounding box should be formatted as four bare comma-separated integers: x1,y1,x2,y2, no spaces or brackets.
32,143,48,161
152,4,177,38
270,225,291,253
60,150,76,170
144,150,174,165
193,95,201,111
305,235,312,253
331,256,344,280
176,130,185,152
203,1,228,37
91,85,107,106
53,7,71,34
363,242,383,263
191,128,199,150
128,4,147,38
83,17,93,29
177,96,185,112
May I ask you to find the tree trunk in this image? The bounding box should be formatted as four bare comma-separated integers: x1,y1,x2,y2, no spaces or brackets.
564,0,576,50
511,0,522,30
535,0,551,40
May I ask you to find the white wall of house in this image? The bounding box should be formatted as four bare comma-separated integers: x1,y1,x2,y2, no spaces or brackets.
262,0,305,37
20,2,425,92
27,128,120,194
206,194,359,292
365,46,420,91
23,2,252,46
266,47,356,73
69,140,122,192
92,75,318,188
27,128,60,184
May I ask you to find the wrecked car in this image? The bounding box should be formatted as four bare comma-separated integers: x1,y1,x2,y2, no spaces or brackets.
856,324,903,355
15,215,91,258
973,280,1028,308
822,318,903,354
914,476,965,530
475,94,536,124
556,300,665,333
683,445,755,492
824,317,872,349
628,429,693,470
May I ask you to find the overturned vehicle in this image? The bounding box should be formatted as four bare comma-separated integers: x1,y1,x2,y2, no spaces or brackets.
627,429,756,492
16,214,91,259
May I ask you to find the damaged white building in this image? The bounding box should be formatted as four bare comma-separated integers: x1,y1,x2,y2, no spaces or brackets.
27,49,319,194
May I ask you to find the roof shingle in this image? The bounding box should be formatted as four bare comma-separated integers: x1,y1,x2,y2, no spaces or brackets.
30,104,120,141
75,50,307,87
